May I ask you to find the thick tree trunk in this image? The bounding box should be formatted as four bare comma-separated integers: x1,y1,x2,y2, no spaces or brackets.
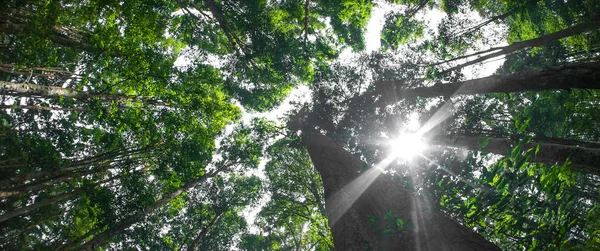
433,134,600,175
373,62,600,106
301,130,500,250
532,134,600,149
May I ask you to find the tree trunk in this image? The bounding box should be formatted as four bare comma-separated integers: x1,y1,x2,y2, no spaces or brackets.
73,170,221,251
0,15,94,52
0,165,149,200
433,134,600,175
0,209,63,242
187,211,224,251
0,15,124,56
0,147,144,193
0,81,165,105
439,15,600,74
301,130,500,250
373,62,600,106
0,104,84,111
0,189,82,223
531,133,600,149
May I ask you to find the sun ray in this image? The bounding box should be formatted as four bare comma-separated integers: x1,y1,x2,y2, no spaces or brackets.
416,101,456,136
327,155,396,226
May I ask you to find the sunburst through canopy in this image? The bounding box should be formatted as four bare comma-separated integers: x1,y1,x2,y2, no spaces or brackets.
389,132,425,160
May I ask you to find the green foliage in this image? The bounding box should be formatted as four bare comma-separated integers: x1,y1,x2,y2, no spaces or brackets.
0,0,372,248
242,137,333,250
2,0,600,250
381,13,425,50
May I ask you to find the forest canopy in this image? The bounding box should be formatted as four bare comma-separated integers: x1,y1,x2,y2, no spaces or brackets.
1,0,599,250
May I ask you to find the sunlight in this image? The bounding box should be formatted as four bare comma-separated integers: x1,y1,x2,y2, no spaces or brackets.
327,155,396,226
389,133,426,160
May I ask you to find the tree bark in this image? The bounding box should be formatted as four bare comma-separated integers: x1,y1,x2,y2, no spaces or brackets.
433,133,600,175
301,130,500,250
0,189,82,223
186,211,224,251
372,62,600,106
0,104,84,111
0,81,165,105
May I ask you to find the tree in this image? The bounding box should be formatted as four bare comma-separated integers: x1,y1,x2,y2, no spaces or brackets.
289,126,501,250
281,9,600,246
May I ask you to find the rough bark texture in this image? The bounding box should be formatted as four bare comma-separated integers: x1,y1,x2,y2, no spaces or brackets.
434,134,600,175
302,130,500,250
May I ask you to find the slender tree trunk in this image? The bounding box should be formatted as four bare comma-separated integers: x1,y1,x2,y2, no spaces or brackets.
439,16,600,74
203,0,244,52
1,209,63,241
372,62,600,106
73,170,221,251
56,228,102,251
0,15,94,52
0,189,82,223
433,133,600,175
0,164,149,200
0,147,147,192
0,81,164,105
303,0,310,41
0,15,124,56
453,12,511,38
0,104,84,111
309,180,327,216
301,129,500,250
186,211,224,251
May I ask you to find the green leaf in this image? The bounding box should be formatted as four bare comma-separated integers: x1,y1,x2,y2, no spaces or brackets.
384,209,392,220
369,216,380,223
395,218,404,229
519,119,531,133
481,138,491,149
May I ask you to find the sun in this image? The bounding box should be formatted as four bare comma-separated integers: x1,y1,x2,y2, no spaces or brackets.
389,133,425,160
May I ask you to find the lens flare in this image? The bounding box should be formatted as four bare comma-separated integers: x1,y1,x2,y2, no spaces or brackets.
390,133,425,160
